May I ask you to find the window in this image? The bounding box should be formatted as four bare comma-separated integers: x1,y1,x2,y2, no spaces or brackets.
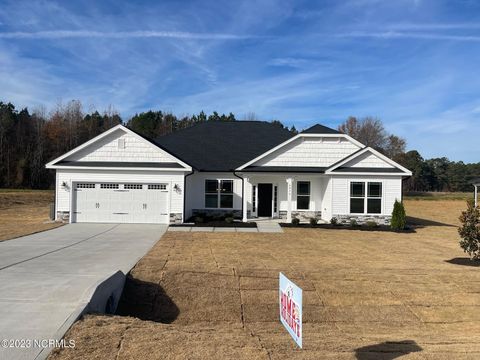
205,179,233,208
100,183,119,189
350,182,365,213
350,182,382,214
148,184,167,190
252,185,256,212
124,184,143,190
76,183,95,189
367,182,382,214
296,181,310,210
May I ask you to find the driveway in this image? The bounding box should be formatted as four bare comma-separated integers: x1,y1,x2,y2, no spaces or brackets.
0,223,167,360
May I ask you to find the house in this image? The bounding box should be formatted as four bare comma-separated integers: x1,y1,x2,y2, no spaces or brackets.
46,121,412,225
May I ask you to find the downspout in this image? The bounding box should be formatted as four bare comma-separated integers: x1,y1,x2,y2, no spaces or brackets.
183,169,195,223
233,171,245,221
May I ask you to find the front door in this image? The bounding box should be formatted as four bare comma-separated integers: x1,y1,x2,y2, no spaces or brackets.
257,183,273,217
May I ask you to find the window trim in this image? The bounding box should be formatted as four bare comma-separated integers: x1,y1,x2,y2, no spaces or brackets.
204,179,234,209
349,181,383,215
296,181,311,210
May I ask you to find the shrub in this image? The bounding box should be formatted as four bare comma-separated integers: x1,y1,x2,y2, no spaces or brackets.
391,200,406,230
194,216,204,224
309,217,318,226
291,217,300,226
330,217,338,225
225,216,234,224
365,220,378,228
458,199,480,260
349,219,358,227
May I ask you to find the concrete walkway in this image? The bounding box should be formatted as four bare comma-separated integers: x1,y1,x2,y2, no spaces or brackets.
0,223,166,360
168,221,283,233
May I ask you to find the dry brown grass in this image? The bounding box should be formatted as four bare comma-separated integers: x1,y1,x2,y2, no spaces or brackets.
0,190,62,241
49,199,480,360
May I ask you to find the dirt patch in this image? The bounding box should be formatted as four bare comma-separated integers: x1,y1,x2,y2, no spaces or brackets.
49,199,480,359
0,190,62,241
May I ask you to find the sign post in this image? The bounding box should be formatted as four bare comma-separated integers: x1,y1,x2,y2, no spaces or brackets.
279,272,302,348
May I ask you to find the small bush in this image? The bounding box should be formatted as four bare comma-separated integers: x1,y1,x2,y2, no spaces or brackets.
330,217,338,225
194,216,205,224
309,217,318,226
225,216,234,224
391,200,406,230
365,220,378,228
458,199,480,260
291,217,300,226
349,219,358,227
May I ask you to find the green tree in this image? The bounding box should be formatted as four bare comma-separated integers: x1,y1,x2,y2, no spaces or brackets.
458,199,480,260
391,200,407,230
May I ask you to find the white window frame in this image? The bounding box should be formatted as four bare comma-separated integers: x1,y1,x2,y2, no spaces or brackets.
296,181,311,210
205,179,234,209
349,181,383,215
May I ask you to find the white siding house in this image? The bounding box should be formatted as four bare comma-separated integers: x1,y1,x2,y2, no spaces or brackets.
46,122,411,225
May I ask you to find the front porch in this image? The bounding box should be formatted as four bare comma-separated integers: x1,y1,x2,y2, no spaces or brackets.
241,173,325,223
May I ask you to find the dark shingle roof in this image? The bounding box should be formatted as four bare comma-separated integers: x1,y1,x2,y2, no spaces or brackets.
154,121,295,171
57,161,184,168
302,124,340,134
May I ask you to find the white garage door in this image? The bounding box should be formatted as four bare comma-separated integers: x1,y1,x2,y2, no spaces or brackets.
72,182,170,224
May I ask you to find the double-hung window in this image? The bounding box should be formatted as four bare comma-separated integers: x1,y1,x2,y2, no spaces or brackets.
350,181,382,214
296,181,310,210
205,180,233,208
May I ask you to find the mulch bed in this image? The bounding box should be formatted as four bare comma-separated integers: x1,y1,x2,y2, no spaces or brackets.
170,221,257,228
280,223,415,232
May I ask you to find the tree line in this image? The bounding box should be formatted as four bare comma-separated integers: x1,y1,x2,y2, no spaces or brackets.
0,100,478,192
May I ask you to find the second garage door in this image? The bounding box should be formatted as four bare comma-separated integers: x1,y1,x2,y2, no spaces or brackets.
72,182,170,224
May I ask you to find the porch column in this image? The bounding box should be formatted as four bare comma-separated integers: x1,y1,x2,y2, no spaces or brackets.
242,177,249,222
286,177,293,222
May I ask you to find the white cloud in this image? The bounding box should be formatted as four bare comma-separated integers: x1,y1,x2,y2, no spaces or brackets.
0,30,255,40
337,31,480,42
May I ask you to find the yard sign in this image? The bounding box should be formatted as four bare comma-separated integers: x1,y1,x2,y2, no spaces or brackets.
279,272,302,348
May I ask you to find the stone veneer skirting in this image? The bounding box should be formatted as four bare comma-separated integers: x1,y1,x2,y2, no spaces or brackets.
56,211,70,222
169,213,183,224
333,214,392,225
279,210,322,222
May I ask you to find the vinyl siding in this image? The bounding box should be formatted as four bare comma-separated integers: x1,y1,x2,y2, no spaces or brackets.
254,137,360,167
331,176,402,216
68,129,178,163
342,152,394,168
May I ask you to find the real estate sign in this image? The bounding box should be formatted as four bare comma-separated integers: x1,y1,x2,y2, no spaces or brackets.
279,272,302,348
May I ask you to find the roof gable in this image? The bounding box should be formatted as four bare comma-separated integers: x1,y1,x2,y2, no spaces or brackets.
155,121,294,171
326,147,412,175
46,125,191,170
302,124,340,134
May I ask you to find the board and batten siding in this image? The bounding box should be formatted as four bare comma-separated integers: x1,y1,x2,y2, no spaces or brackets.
56,169,185,215
342,152,395,168
68,129,178,163
330,176,402,216
255,137,360,167
185,172,243,218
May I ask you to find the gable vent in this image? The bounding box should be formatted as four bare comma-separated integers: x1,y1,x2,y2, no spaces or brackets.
118,139,125,149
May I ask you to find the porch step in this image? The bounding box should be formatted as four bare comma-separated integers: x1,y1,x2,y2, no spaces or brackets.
256,221,283,233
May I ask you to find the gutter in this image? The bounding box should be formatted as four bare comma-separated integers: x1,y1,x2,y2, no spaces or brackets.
182,169,195,223
233,171,245,221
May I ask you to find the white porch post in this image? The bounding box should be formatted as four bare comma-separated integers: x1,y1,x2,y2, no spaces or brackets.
242,177,249,222
475,185,478,208
286,177,293,222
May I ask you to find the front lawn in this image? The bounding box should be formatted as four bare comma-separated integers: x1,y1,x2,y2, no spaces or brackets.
49,199,480,360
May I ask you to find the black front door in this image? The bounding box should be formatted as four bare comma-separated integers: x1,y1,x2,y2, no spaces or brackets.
257,183,273,217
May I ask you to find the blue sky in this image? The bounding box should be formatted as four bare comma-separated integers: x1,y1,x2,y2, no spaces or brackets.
1,0,480,162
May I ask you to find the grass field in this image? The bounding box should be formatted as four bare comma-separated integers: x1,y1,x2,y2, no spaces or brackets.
47,198,480,360
0,190,62,241
404,191,473,201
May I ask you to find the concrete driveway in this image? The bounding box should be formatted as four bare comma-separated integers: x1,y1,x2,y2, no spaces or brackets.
0,223,167,360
